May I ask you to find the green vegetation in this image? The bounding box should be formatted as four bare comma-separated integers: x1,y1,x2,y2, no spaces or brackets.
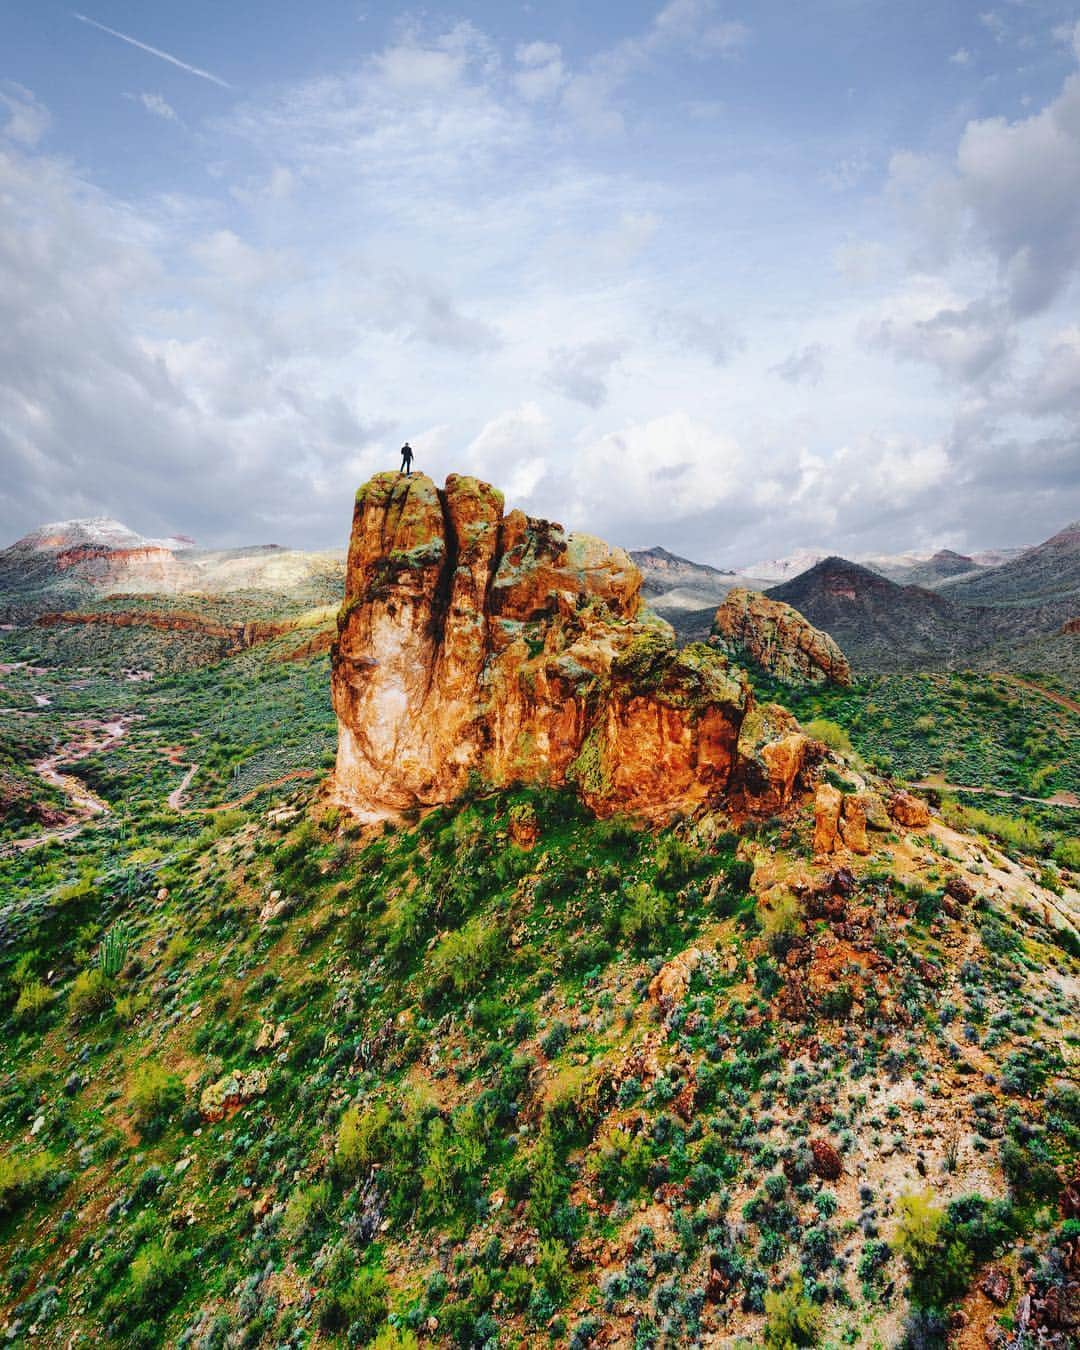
0,602,1075,1347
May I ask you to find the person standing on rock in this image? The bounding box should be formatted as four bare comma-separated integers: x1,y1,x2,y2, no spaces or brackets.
399,442,414,476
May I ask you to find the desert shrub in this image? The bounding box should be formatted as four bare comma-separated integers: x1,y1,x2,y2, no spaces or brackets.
129,1063,185,1137
418,1113,485,1225
427,917,502,996
336,1101,392,1177
109,1243,190,1328
528,1128,572,1239
13,978,52,1025
654,835,707,888
0,1153,53,1216
67,967,113,1023
893,1190,944,1284
535,1239,573,1305
762,1270,819,1347
804,719,852,755
281,1179,332,1239
619,881,670,945
318,1267,388,1338
371,1328,418,1350
592,1126,651,1201
541,1020,571,1058
761,890,802,951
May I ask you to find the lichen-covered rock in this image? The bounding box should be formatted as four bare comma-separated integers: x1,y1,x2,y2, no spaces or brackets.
648,947,704,1010
200,1069,268,1122
839,793,869,855
332,473,814,822
813,783,843,854
890,790,931,829
711,587,852,686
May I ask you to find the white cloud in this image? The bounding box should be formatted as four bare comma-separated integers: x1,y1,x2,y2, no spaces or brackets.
0,83,51,146
134,92,180,123
868,280,1013,382
772,343,827,385
949,48,972,68
545,340,626,407
514,42,567,102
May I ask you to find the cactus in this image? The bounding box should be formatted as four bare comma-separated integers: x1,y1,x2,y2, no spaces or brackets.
98,922,132,980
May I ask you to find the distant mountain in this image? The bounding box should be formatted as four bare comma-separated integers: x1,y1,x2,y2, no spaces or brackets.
942,520,1080,607
0,516,345,619
765,554,1073,673
736,548,830,584
629,546,753,621
766,558,972,670
738,543,1032,589
884,548,982,588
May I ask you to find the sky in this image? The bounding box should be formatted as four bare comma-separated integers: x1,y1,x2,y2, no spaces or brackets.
2,1,1080,565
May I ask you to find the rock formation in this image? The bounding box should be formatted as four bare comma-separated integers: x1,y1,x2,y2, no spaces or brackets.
711,587,852,686
331,473,819,822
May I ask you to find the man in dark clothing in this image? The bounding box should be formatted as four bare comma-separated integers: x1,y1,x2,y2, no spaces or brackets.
400,442,414,475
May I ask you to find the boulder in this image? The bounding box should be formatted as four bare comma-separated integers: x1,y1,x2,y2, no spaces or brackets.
200,1069,267,1122
813,783,843,854
648,948,704,1010
711,588,852,686
890,791,931,829
839,794,870,855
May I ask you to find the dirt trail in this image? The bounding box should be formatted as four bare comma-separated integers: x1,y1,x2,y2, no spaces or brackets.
1000,673,1080,716
167,762,199,811
912,779,1080,809
5,718,131,853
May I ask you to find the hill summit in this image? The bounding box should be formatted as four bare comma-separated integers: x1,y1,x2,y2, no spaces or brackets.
331,473,820,822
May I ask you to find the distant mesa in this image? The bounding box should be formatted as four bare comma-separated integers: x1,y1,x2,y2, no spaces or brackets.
331,472,823,823
710,586,852,687
0,515,345,614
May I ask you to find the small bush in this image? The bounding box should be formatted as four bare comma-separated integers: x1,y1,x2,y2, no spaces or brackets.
319,1267,388,1339
763,1270,819,1347
13,979,52,1025
336,1101,392,1178
804,719,852,755
619,881,670,945
0,1153,52,1216
129,1063,185,1137
428,917,502,996
68,967,113,1023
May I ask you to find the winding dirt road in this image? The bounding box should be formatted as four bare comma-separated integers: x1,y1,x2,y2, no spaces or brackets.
4,717,131,853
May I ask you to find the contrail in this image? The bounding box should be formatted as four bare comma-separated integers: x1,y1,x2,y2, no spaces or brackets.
74,12,232,89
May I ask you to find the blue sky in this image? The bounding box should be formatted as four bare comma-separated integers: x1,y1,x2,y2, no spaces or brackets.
2,1,1080,562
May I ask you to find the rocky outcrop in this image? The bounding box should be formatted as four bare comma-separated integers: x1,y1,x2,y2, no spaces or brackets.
889,790,931,829
331,473,819,822
35,610,300,652
711,587,851,686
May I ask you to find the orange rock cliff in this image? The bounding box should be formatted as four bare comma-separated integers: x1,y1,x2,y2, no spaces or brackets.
331,472,822,821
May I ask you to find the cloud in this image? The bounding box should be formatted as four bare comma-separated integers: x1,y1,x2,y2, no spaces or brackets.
869,283,1014,382
949,48,972,67
561,0,749,135
514,42,567,102
653,309,740,365
132,92,180,123
772,343,827,385
545,340,626,407
887,48,1080,316
0,83,51,146
74,13,231,88
1021,326,1080,416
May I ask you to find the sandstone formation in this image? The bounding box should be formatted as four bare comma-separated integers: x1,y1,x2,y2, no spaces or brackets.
331,473,820,822
889,790,931,828
710,587,852,687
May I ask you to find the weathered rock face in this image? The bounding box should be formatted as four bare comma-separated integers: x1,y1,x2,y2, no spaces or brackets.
331,473,816,822
711,587,852,686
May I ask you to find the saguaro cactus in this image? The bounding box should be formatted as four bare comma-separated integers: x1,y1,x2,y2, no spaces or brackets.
98,922,132,980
